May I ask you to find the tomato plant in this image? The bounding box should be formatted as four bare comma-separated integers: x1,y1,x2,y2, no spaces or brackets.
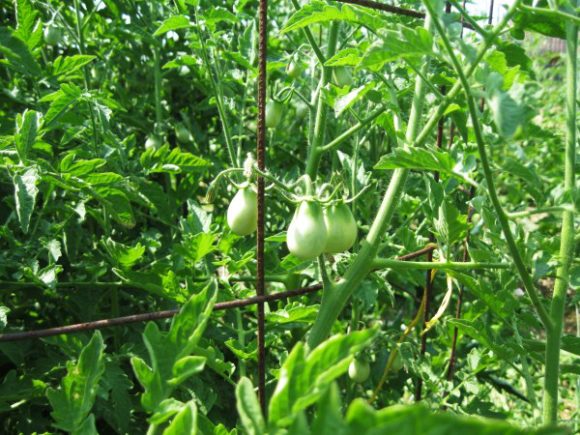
0,0,577,433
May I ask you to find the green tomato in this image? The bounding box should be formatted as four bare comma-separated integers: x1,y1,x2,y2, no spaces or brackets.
391,352,403,372
295,102,308,119
287,200,327,260
265,101,283,129
227,186,257,236
145,134,162,150
44,25,62,46
332,67,353,87
323,202,357,254
175,123,192,143
286,60,301,79
348,359,370,383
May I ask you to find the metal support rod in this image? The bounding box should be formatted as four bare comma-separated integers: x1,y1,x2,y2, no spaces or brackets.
0,285,323,343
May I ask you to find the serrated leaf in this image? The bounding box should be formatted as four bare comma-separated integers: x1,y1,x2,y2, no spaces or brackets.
282,1,382,34
163,401,197,435
374,147,455,174
325,48,364,67
131,282,217,412
268,329,376,427
236,378,265,435
47,332,105,434
44,84,83,126
94,187,135,228
103,238,145,269
489,90,524,138
154,15,191,36
52,55,96,79
13,167,39,233
61,157,107,176
363,26,433,69
0,27,42,76
15,110,40,162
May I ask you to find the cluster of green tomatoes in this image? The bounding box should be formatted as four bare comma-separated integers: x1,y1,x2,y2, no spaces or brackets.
227,181,357,260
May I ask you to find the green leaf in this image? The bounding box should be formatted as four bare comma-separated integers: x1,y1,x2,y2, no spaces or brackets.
325,48,364,67
332,83,374,117
489,89,524,139
94,187,135,228
13,167,39,233
60,156,107,176
344,401,557,434
14,0,42,49
131,282,217,412
0,27,42,76
282,1,382,34
103,238,145,269
311,382,343,435
163,401,197,435
52,55,96,79
168,356,206,387
47,332,105,434
363,25,433,69
15,110,40,162
374,147,456,174
236,377,265,435
141,145,210,174
268,329,376,427
154,15,191,36
43,84,83,126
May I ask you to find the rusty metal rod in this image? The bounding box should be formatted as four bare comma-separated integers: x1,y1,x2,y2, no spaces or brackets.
0,284,324,343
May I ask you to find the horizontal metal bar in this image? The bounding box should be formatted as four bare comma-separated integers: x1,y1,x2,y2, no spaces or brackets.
0,284,324,342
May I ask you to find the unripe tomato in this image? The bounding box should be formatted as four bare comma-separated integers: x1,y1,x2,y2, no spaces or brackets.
44,25,62,46
286,60,301,79
175,123,192,143
265,102,283,129
287,200,327,260
227,186,257,236
295,102,308,119
391,352,403,372
348,359,370,383
145,135,162,150
332,66,352,87
323,202,357,254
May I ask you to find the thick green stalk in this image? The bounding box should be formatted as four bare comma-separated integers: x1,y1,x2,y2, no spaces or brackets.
305,22,339,179
423,0,552,330
543,5,577,424
307,10,436,348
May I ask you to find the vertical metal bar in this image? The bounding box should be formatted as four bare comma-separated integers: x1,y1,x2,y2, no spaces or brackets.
256,0,268,416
